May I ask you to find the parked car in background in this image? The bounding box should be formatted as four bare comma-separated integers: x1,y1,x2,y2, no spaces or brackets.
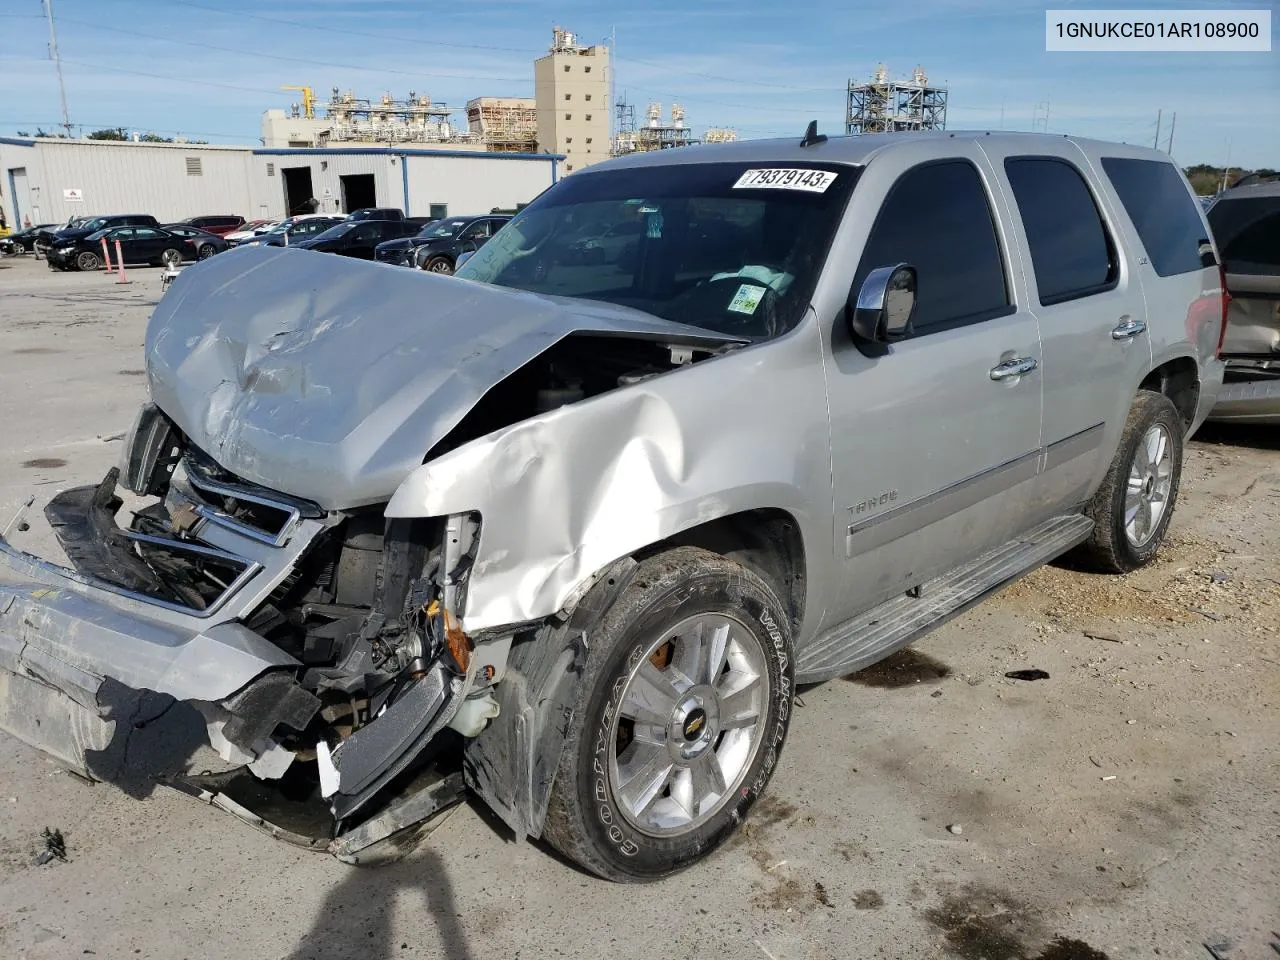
225,219,281,245
1,223,57,254
347,207,405,221
1205,179,1280,423
397,215,510,273
291,219,420,259
237,215,344,248
37,214,160,258
175,215,245,237
48,224,190,271
162,224,230,260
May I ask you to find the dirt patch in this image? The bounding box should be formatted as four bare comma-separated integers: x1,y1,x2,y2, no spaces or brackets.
925,884,1047,960
21,458,66,469
12,347,63,355
853,889,884,910
996,534,1280,631
117,369,145,376
847,648,952,688
813,881,833,908
926,885,1115,960
1034,938,1111,960
747,794,798,830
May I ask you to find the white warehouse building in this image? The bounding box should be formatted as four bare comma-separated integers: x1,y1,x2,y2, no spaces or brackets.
0,136,561,227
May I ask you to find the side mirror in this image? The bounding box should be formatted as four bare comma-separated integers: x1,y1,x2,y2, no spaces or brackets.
848,263,917,343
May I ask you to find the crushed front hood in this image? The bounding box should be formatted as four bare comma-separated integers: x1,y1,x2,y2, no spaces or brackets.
146,246,740,510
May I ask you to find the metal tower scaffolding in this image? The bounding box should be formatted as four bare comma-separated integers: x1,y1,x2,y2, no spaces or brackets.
323,88,461,143
845,65,948,135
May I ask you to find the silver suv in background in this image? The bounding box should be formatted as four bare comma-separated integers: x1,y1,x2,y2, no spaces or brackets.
0,130,1225,882
1204,180,1280,423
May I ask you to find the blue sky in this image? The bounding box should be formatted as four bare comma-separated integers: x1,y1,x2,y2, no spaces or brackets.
1,0,1275,167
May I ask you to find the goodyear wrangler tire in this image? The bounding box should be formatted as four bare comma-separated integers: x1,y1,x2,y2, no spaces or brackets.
542,547,794,882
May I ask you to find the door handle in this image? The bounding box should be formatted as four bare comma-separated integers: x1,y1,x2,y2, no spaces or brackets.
1111,315,1147,340
989,356,1038,381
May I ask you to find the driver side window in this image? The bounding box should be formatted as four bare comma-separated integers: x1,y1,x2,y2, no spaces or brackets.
852,160,1011,335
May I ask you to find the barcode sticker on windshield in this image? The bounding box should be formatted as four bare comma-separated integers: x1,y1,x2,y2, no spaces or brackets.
732,168,838,193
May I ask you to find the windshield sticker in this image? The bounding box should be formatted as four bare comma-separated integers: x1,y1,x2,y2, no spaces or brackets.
732,168,838,193
727,283,766,315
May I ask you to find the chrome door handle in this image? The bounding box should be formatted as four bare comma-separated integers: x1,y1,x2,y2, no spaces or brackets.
989,356,1038,381
1111,315,1147,340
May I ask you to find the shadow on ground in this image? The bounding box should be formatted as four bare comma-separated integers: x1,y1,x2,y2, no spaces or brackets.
282,850,472,960
1191,422,1280,451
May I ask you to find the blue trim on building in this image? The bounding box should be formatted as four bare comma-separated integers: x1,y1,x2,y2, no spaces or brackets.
6,168,20,226
399,155,410,212
551,159,559,184
0,136,36,147
252,146,565,162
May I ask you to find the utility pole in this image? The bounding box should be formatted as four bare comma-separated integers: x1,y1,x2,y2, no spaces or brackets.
1165,112,1176,155
1153,108,1162,149
609,25,616,149
43,0,72,137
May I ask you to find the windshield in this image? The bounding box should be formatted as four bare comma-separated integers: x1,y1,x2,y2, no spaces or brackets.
86,228,111,241
455,161,858,339
419,218,469,239
77,218,108,232
309,222,355,242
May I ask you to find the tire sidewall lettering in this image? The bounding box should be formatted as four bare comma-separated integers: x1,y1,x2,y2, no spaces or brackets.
580,565,796,873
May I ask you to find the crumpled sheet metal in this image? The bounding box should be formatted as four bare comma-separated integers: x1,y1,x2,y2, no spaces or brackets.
147,247,741,510
386,317,833,632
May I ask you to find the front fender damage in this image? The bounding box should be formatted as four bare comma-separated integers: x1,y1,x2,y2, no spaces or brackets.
462,557,637,840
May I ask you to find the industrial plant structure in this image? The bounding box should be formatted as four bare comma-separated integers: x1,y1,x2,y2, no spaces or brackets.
466,97,538,153
845,65,948,135
260,27,734,169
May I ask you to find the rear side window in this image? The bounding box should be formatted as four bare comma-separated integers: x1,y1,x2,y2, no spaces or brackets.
1005,158,1118,305
1101,157,1207,277
854,159,1010,333
1208,196,1280,275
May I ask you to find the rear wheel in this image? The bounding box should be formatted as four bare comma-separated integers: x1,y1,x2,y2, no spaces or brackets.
76,251,101,272
159,248,183,268
542,547,795,882
423,256,453,274
1078,390,1183,573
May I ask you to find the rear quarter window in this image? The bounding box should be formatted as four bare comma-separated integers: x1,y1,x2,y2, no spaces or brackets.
1100,157,1207,277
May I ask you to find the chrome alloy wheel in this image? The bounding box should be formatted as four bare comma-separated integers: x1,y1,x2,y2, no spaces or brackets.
607,612,771,837
1125,422,1174,546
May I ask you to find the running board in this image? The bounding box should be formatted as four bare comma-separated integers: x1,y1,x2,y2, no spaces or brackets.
796,514,1094,684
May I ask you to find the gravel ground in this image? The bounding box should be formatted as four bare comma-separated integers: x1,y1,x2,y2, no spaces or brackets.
1,256,1277,960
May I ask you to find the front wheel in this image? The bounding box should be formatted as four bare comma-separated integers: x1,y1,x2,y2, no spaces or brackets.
422,256,453,274
542,547,795,882
1078,390,1184,573
196,244,216,260
76,251,101,271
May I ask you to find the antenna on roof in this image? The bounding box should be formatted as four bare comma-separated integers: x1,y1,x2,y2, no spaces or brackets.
799,120,827,148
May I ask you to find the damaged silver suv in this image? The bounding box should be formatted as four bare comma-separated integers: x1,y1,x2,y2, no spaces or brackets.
0,130,1226,882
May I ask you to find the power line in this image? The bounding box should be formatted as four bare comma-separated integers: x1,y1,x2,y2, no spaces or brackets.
52,16,531,84
168,0,542,56
165,0,837,98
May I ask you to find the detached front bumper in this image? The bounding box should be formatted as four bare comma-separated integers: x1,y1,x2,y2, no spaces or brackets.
0,466,328,782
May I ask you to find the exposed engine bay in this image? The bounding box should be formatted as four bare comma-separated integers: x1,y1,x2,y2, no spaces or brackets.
25,330,724,858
